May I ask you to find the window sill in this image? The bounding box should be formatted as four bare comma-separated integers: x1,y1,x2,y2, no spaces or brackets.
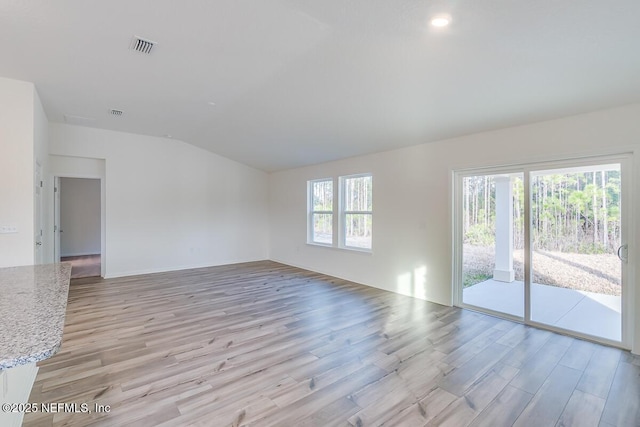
306,242,373,255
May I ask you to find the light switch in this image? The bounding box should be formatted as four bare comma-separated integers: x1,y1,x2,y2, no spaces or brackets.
0,226,18,234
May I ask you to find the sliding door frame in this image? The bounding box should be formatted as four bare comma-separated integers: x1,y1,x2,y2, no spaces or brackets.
453,165,526,324
453,152,634,349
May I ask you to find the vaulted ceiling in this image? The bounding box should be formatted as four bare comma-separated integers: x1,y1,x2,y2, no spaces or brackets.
1,1,639,171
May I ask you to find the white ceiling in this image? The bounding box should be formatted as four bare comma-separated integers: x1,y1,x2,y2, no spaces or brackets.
1,1,639,172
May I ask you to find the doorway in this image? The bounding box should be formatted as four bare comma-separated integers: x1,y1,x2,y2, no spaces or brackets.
55,177,102,279
455,155,631,347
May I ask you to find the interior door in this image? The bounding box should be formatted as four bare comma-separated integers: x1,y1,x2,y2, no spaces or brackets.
35,163,43,264
54,176,61,262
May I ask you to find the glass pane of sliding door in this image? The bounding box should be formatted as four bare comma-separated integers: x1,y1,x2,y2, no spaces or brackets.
530,164,623,342
461,173,525,318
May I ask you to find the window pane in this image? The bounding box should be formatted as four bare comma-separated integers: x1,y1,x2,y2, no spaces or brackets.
312,180,333,211
313,213,333,244
344,213,372,249
344,176,372,211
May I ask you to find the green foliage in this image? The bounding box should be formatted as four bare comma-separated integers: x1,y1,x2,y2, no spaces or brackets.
463,271,492,288
312,180,333,211
464,224,495,246
608,205,620,220
577,242,607,254
568,190,588,211
464,170,622,255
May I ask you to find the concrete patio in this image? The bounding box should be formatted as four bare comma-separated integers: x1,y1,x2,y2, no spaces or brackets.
463,279,621,342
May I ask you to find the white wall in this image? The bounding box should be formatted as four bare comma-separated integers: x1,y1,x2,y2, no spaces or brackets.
59,178,101,257
49,124,269,277
0,77,36,268
50,155,106,178
268,103,640,354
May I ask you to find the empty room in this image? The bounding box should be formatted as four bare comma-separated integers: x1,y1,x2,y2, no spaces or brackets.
0,1,639,426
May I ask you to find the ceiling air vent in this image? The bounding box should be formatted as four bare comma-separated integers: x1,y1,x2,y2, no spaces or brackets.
130,36,156,54
109,109,124,117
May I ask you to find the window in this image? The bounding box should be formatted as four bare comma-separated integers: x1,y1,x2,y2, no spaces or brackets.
309,179,333,245
341,174,373,249
307,174,373,251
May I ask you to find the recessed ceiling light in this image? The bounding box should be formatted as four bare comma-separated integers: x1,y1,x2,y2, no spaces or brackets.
207,101,216,106
431,15,451,27
163,134,173,138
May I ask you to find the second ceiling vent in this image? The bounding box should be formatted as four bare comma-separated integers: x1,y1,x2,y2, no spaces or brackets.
130,36,156,54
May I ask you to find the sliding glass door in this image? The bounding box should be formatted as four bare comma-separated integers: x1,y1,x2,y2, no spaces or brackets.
530,164,624,342
456,156,630,347
461,173,524,319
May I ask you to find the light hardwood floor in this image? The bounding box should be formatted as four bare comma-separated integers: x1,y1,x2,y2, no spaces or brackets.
24,261,640,426
61,255,101,279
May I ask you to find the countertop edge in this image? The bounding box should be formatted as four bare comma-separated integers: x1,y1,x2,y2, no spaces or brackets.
0,263,72,371
0,339,63,370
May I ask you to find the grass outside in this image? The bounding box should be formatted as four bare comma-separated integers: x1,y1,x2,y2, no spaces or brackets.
463,272,492,288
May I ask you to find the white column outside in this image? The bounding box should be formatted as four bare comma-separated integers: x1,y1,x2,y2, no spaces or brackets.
493,175,514,282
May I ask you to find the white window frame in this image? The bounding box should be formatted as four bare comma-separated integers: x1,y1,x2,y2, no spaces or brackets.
307,178,335,246
339,173,373,251
307,173,373,252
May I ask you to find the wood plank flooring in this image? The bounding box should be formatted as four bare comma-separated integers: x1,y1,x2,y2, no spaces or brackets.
61,255,101,279
23,261,640,426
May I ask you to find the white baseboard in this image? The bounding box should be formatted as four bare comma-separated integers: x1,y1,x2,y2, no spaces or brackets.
103,257,269,279
60,252,101,258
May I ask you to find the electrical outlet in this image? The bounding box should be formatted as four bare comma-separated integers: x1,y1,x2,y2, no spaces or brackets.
0,225,18,234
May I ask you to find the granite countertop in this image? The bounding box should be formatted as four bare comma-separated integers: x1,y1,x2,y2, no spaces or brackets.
0,263,72,370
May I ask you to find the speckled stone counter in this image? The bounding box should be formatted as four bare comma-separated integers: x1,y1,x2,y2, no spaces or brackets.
0,263,72,370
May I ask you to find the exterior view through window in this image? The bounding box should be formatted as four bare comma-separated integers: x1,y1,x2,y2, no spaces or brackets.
459,162,625,344
310,179,333,244
308,174,373,251
342,175,373,249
